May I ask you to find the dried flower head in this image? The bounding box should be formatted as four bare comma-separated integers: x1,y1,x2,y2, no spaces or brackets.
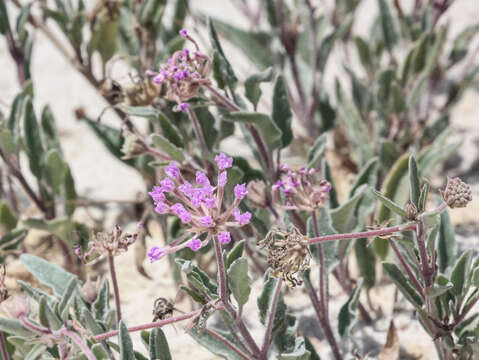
152,297,175,322
441,177,472,209
121,131,147,159
147,154,252,262
75,224,140,265
272,165,331,211
147,29,212,111
258,227,312,287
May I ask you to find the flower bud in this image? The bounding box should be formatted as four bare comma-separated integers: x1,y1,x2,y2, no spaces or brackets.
81,278,101,303
441,177,472,209
404,200,418,220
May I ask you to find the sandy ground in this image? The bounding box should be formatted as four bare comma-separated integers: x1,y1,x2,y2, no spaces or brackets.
1,0,479,359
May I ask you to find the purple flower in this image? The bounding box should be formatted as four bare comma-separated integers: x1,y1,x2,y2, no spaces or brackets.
171,203,191,223
155,202,169,214
153,74,165,84
218,231,231,244
232,208,251,226
200,216,214,227
183,49,189,56
218,171,227,187
160,178,175,192
165,162,180,179
280,163,289,171
148,246,166,263
322,184,331,193
234,183,248,200
180,29,188,38
179,102,189,112
188,238,202,251
196,171,210,186
179,181,193,197
272,180,283,191
149,186,165,204
215,153,233,170
203,196,216,209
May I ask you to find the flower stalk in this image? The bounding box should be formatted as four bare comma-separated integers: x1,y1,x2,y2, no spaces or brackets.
108,252,122,325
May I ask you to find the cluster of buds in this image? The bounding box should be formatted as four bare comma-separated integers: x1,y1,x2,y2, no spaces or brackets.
272,164,331,211
147,153,252,262
441,177,473,209
146,29,212,112
258,227,312,287
75,224,140,265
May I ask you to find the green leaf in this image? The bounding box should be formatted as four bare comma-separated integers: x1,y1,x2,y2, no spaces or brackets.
64,166,77,217
119,320,135,360
338,278,363,339
175,259,218,297
449,24,479,65
41,105,62,152
0,127,17,156
91,343,109,359
379,140,400,170
450,250,473,296
317,93,336,132
244,67,274,109
81,308,104,335
89,18,119,64
257,270,286,325
149,328,172,360
225,240,245,269
272,75,293,148
209,18,272,70
307,134,327,170
155,112,183,148
349,157,379,197
20,254,76,297
354,238,376,289
275,313,298,353
0,202,18,231
0,318,35,337
208,19,238,90
0,0,9,35
336,81,373,166
151,134,185,162
189,327,244,360
93,278,110,321
418,181,429,213
39,296,62,330
437,209,457,274
25,344,47,360
23,97,45,178
45,149,65,193
330,184,366,233
378,0,398,51
278,337,310,360
18,280,56,305
408,155,420,208
58,277,78,318
195,107,218,151
222,112,282,149
115,105,158,118
354,36,373,72
383,262,423,308
227,258,251,307
322,159,339,208
23,218,75,244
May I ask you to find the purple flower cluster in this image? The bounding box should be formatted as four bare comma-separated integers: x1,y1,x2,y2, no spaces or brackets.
272,164,331,211
148,154,252,262
148,29,212,112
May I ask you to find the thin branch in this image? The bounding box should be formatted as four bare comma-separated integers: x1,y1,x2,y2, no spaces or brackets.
390,239,425,299
204,328,251,360
108,253,122,324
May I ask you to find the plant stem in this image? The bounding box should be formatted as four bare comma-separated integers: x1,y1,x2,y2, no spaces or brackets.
204,328,251,360
57,328,96,360
261,278,282,355
308,223,417,244
390,239,425,299
212,236,261,356
416,219,433,287
0,148,47,214
0,332,9,360
93,308,204,341
108,253,122,325
311,211,341,360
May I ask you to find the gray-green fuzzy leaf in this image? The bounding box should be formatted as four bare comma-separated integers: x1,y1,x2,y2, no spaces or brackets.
272,75,293,148
450,250,473,296
383,262,423,308
244,67,274,109
23,97,45,178
151,133,185,162
119,321,135,360
338,278,363,339
149,328,172,360
437,209,457,274
307,134,327,170
227,258,251,307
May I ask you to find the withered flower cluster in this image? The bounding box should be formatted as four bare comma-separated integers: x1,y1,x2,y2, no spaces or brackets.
75,225,139,265
258,227,312,287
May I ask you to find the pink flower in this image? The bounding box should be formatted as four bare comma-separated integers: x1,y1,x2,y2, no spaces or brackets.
160,178,175,192
171,203,191,223
179,102,189,112
153,74,165,83
234,183,248,200
232,208,251,226
218,231,231,244
165,162,180,179
196,171,210,186
149,186,165,203
155,202,169,214
200,216,214,227
148,246,166,262
215,153,233,170
218,171,227,187
180,29,188,38
188,238,202,251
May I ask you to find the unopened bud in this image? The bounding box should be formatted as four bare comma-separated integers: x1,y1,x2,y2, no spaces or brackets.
81,278,101,303
441,177,472,209
121,132,147,159
405,200,418,220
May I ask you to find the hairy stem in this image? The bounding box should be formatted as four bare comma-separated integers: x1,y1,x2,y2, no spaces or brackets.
108,253,122,325
57,328,96,360
0,332,9,360
261,278,282,355
186,107,209,157
390,239,425,299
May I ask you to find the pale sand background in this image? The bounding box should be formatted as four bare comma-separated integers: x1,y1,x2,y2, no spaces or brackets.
1,0,479,359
